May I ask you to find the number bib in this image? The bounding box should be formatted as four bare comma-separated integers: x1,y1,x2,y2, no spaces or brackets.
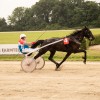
63,38,69,45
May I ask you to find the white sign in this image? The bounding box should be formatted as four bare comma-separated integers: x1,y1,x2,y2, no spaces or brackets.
0,44,20,54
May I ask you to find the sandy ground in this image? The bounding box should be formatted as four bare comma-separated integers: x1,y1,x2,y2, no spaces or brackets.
89,45,100,50
0,61,100,100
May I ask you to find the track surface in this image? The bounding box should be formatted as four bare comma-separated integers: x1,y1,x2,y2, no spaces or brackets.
0,61,100,100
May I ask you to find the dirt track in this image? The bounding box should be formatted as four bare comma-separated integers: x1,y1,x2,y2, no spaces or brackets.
89,45,100,50
0,61,100,100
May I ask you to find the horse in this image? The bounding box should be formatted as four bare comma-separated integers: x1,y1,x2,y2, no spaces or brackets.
34,26,95,70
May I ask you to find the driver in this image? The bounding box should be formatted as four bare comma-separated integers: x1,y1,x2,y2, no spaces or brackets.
18,34,44,54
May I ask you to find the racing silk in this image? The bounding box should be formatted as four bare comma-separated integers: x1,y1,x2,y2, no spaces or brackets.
18,39,29,53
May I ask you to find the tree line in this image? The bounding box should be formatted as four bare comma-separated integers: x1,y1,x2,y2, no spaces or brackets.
0,0,100,31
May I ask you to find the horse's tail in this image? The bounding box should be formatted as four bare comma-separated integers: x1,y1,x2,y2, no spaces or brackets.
31,40,44,48
39,40,44,45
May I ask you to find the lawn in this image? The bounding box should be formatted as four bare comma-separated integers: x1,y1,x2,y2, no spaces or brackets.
0,28,100,44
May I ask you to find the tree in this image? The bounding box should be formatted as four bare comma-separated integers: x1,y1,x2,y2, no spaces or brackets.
8,7,27,30
0,18,8,31
73,0,84,6
6,0,100,30
32,0,55,23
81,1,100,26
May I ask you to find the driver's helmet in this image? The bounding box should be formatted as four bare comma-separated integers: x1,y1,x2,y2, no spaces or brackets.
20,34,26,39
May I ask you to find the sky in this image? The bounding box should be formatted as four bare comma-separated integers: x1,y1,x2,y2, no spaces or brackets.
0,0,99,21
0,0,39,20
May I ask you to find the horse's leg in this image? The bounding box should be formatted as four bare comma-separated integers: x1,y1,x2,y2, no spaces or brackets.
82,50,87,64
74,49,87,64
34,49,47,59
48,51,59,66
56,52,72,70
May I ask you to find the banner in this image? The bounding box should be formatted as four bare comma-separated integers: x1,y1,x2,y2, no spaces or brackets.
0,44,20,54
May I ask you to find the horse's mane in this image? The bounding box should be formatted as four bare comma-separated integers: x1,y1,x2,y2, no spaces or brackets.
69,29,82,36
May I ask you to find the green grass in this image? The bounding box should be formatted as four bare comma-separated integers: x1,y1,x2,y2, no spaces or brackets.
0,30,72,44
0,28,100,44
0,29,100,61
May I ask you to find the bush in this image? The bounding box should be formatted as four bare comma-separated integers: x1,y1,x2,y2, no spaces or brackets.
80,34,100,50
45,24,62,30
80,38,90,50
90,34,100,45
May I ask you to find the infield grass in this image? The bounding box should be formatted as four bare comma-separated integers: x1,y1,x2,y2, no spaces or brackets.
0,28,100,44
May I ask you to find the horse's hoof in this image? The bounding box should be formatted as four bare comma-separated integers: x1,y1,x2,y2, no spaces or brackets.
83,61,86,64
56,63,59,67
55,63,62,71
55,67,61,71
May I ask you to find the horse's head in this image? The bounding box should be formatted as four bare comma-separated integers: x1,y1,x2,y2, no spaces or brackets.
82,26,95,41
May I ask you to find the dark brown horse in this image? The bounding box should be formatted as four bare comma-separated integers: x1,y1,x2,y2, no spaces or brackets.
34,27,95,70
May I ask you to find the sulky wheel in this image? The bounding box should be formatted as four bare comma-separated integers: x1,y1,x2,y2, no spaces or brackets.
21,57,36,73
35,57,45,70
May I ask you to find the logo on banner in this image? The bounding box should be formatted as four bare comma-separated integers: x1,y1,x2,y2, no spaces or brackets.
0,44,20,54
